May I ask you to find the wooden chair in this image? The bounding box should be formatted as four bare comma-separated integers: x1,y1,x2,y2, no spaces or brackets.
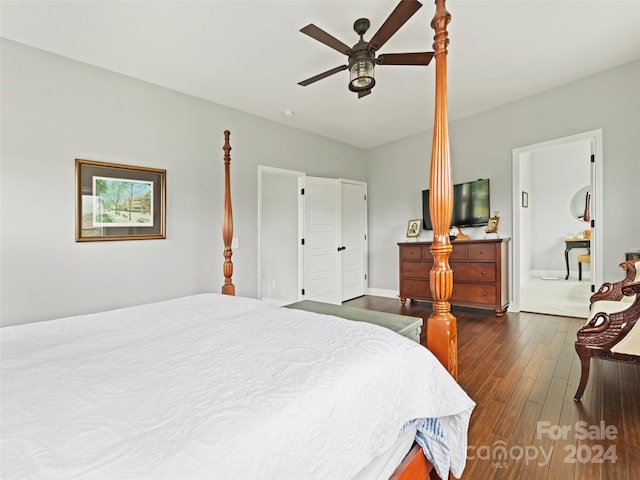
577,253,590,281
574,259,640,401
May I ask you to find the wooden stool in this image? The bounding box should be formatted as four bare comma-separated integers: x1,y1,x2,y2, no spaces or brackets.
577,253,591,281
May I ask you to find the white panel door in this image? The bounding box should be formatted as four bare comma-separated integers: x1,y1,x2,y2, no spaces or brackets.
258,166,305,306
341,181,367,301
303,177,341,304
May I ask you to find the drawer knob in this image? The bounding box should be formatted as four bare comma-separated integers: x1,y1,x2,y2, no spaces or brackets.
408,268,412,272
479,250,484,254
408,285,412,290
482,271,487,276
483,292,487,296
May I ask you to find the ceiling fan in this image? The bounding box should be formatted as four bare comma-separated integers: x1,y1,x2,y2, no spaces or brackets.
298,0,434,98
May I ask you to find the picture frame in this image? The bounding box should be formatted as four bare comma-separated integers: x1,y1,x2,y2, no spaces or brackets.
486,216,500,234
76,159,166,242
522,191,529,208
406,219,422,238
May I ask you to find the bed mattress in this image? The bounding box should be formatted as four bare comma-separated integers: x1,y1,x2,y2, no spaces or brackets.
1,293,474,479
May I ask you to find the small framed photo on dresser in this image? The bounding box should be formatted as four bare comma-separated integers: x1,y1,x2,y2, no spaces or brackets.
486,216,500,234
406,219,422,238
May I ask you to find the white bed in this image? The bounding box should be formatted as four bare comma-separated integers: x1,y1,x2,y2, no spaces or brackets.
1,293,474,479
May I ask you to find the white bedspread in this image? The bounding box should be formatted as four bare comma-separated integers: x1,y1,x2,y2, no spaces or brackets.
1,293,474,479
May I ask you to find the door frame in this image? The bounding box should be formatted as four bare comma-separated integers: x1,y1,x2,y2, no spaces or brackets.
511,129,603,311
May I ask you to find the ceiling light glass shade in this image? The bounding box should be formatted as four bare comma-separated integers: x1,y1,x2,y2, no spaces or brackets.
349,60,375,92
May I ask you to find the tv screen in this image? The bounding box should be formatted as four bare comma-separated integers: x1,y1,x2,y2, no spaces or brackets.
422,179,490,230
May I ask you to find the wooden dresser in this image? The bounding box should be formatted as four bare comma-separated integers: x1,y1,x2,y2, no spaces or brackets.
398,238,510,316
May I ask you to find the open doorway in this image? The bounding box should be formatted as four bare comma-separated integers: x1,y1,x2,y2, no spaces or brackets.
511,130,603,318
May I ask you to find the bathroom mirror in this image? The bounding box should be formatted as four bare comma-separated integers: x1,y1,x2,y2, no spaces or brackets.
570,185,591,222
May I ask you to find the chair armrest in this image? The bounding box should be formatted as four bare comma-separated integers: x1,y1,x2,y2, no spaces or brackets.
622,283,640,297
578,291,640,350
590,259,640,304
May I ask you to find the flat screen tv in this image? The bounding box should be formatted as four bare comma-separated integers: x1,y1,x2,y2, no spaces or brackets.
422,178,490,230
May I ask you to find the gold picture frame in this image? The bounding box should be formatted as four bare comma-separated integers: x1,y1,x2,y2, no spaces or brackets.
406,219,422,238
486,216,500,234
76,159,166,242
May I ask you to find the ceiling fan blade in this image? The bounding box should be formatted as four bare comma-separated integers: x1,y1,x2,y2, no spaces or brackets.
300,24,352,55
298,65,348,86
368,0,422,52
358,89,372,99
377,52,434,66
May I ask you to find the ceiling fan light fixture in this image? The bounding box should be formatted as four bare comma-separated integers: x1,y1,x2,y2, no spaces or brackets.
348,54,375,92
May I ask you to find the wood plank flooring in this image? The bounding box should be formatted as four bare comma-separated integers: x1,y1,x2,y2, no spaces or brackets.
343,296,640,480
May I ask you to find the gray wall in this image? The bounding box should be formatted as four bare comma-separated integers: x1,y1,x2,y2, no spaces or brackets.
366,59,640,291
0,40,366,326
3,38,638,326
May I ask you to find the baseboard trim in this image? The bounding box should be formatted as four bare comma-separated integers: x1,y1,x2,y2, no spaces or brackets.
261,297,294,307
366,288,398,299
530,269,566,280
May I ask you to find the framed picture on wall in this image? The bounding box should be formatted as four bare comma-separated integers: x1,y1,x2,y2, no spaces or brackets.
406,219,422,238
75,159,166,242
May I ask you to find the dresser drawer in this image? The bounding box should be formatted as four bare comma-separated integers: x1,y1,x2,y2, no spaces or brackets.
449,243,467,262
451,283,496,305
468,243,496,261
400,246,422,260
402,279,432,298
453,262,496,283
402,261,432,279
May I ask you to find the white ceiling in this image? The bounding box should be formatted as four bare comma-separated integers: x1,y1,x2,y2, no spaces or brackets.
2,1,640,149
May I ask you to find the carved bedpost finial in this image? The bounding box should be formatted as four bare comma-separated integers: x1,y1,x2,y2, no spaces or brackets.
223,130,231,165
431,0,451,56
427,0,457,379
222,130,235,295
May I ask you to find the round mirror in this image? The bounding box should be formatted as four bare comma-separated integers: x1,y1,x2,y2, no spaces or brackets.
570,185,591,221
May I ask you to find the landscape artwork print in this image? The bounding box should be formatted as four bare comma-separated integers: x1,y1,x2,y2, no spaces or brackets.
76,159,166,242
91,176,154,227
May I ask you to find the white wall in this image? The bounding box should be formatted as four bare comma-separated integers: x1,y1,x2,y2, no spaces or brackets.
366,59,640,292
0,40,366,326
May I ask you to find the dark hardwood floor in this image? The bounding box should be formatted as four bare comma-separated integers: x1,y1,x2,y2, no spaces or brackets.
343,296,640,480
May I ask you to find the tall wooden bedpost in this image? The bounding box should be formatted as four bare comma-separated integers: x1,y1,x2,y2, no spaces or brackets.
221,130,235,296
427,0,457,379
